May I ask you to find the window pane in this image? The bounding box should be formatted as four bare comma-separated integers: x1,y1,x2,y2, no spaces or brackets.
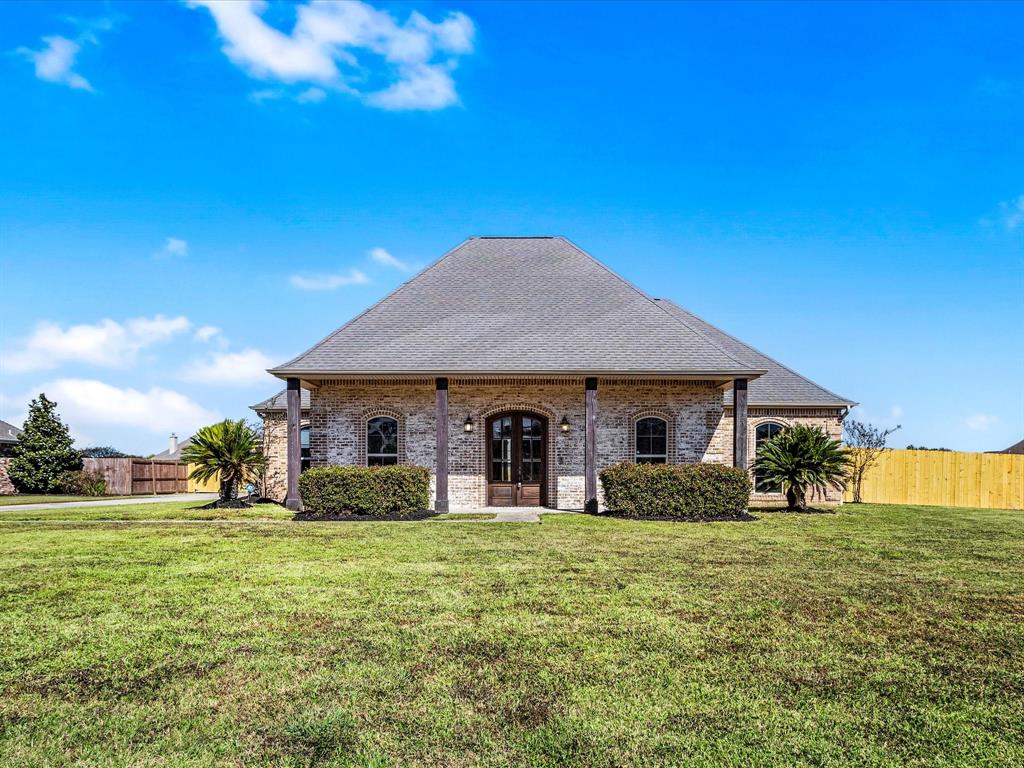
367,417,398,465
636,418,668,463
755,422,783,492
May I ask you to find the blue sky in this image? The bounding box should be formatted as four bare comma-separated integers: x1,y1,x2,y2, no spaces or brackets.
0,0,1021,455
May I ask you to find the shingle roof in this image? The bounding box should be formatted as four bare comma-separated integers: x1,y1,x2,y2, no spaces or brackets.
0,419,22,444
272,237,764,377
153,436,192,461
653,299,855,407
250,389,311,412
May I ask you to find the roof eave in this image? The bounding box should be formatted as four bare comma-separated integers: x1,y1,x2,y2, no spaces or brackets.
268,368,768,381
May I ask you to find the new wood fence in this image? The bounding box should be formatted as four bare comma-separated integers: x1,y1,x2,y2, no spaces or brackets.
843,449,1024,510
83,458,188,496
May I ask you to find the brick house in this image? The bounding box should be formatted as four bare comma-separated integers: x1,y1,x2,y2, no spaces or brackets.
254,237,853,511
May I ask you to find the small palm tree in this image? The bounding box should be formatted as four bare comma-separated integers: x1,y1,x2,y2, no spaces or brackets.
182,420,265,505
752,424,850,511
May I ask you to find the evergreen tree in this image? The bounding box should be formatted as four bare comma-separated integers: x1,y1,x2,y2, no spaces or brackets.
8,394,83,493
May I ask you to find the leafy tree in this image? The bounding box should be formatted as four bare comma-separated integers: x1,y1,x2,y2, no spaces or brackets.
181,420,265,505
8,394,82,493
80,446,130,458
843,419,901,503
753,424,850,511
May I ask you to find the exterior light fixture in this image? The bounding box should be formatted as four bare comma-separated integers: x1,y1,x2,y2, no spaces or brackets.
559,416,570,433
464,415,474,433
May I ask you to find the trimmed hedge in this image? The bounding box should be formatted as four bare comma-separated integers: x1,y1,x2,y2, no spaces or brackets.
298,465,431,516
599,462,752,519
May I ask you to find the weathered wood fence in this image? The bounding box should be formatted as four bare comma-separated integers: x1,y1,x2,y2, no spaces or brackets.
83,458,188,496
843,449,1023,510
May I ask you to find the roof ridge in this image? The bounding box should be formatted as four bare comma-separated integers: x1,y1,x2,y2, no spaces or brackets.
555,237,757,373
269,237,476,374
654,298,854,404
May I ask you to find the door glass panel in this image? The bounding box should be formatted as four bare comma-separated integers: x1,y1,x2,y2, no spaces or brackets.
491,416,512,482
521,417,543,483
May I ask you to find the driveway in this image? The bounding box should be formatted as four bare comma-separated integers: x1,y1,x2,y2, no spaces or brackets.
0,493,217,512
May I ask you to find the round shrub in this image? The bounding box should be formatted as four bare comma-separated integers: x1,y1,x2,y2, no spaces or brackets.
298,465,430,516
599,462,751,519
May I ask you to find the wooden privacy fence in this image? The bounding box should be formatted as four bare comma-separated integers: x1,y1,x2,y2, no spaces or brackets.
83,458,188,496
843,449,1024,510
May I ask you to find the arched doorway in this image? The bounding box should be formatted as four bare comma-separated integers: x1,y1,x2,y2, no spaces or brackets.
486,412,547,506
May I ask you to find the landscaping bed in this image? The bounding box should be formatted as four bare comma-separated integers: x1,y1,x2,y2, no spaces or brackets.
293,509,438,522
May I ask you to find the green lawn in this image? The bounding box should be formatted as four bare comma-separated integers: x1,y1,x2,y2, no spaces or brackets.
0,494,146,506
0,500,291,522
0,503,1020,767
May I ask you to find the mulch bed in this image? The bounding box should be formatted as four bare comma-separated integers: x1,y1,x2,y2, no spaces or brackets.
588,510,758,523
197,499,254,510
293,510,440,522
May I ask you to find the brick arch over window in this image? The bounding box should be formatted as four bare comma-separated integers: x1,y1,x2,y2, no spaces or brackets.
357,408,407,465
629,410,677,464
478,402,559,507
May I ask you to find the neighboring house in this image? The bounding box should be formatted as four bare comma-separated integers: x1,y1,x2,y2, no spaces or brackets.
153,434,193,461
0,419,22,458
0,419,24,495
257,237,854,511
991,439,1024,456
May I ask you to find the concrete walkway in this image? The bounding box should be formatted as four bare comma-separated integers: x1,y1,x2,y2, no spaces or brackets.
0,493,217,512
442,507,575,523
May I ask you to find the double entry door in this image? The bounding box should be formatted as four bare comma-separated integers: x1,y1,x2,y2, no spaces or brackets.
486,412,546,506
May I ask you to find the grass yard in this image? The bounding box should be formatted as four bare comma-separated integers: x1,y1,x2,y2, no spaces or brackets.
0,503,1021,767
0,501,291,522
0,494,145,506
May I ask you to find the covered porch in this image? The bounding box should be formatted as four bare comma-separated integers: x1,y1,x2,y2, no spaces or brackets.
279,374,755,513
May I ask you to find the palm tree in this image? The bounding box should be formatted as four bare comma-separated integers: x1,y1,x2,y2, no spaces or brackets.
181,420,265,505
752,424,850,511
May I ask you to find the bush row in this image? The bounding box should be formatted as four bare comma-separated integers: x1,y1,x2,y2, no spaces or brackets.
298,465,431,516
599,462,751,519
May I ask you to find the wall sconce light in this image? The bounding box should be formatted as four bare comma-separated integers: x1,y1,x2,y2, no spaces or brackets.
559,416,570,433
464,415,474,433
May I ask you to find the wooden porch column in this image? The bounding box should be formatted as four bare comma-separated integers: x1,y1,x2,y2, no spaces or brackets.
733,378,748,470
284,377,302,511
585,377,598,514
435,377,449,512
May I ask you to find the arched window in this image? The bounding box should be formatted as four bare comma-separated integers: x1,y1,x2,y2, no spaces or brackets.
635,417,668,464
367,416,399,466
300,426,311,472
754,422,784,492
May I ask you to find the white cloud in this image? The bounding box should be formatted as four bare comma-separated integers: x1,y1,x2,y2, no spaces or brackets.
159,237,189,257
369,246,411,271
289,267,370,290
193,325,222,343
296,86,326,103
36,378,219,435
966,414,996,432
16,35,94,92
2,315,191,373
999,195,1024,231
181,348,276,387
188,0,476,110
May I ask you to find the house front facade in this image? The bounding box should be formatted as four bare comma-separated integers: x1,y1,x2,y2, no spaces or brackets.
256,237,853,511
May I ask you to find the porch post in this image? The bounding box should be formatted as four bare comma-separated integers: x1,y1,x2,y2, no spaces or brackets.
585,376,598,513
733,378,748,470
435,377,449,512
284,377,302,511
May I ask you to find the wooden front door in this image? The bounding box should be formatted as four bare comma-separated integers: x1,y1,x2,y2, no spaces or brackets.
487,412,546,506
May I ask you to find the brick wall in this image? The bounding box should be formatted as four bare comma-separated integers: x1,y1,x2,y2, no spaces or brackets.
714,406,846,504
0,458,14,495
259,378,846,508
